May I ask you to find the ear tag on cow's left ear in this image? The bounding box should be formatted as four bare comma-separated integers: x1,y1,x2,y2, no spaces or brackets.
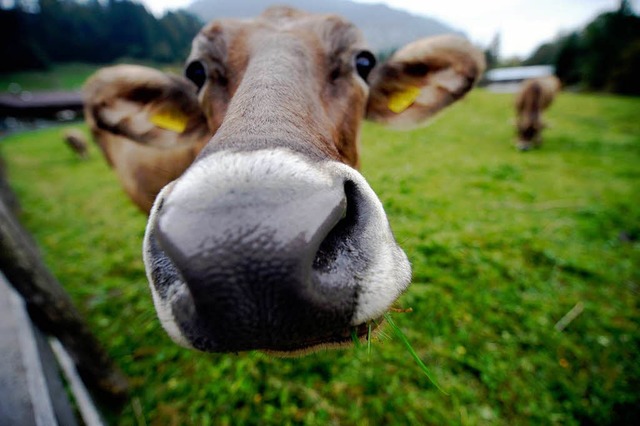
388,86,421,114
150,107,189,133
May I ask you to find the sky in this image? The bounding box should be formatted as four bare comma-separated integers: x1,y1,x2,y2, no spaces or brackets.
139,0,640,58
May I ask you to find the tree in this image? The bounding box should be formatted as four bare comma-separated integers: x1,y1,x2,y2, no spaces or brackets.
521,0,640,94
554,32,584,86
0,8,50,72
523,41,561,66
0,0,204,72
610,40,640,95
484,32,501,69
580,2,640,93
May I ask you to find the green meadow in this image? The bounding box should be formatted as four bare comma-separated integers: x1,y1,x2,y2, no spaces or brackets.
0,62,181,92
0,63,102,92
1,89,638,425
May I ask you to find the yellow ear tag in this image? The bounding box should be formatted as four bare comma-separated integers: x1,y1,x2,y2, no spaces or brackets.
388,86,421,114
150,107,189,133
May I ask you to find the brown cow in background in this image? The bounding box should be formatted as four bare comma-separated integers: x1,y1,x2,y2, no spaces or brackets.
515,76,561,151
63,128,90,159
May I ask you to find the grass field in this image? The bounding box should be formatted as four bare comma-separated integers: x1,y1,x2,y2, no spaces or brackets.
0,63,103,92
1,89,639,425
0,62,182,92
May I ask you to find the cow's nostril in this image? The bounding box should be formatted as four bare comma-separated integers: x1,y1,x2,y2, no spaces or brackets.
313,180,361,273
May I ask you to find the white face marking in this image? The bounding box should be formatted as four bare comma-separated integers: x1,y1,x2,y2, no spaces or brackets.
168,149,336,213
143,183,193,349
143,149,411,347
149,281,194,349
328,162,412,324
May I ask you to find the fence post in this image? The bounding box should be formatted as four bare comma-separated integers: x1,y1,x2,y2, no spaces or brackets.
0,192,128,403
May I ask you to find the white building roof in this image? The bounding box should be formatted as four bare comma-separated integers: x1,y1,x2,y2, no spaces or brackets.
485,65,555,82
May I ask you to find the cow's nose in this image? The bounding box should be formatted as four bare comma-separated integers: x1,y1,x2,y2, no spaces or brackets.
154,175,361,351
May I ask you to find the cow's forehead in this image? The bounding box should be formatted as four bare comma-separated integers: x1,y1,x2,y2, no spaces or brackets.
197,6,366,57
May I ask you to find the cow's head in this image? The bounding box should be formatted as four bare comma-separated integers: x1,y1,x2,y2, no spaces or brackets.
516,118,543,151
516,99,545,151
85,7,484,354
514,76,560,151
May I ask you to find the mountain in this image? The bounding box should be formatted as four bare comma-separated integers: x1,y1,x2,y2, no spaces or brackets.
187,0,464,53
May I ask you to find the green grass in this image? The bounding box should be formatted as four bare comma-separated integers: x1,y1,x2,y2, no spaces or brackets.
0,62,183,92
0,63,102,92
1,89,639,425
383,312,447,394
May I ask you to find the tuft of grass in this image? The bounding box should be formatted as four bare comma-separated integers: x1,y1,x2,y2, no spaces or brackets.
383,312,448,394
350,328,362,349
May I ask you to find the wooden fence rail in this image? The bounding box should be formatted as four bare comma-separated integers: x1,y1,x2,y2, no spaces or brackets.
0,163,128,423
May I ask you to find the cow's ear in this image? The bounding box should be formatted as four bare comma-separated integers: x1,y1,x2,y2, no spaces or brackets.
366,35,485,128
83,64,210,156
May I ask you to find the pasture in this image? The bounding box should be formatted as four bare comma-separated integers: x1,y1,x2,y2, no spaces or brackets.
0,63,102,92
0,62,180,92
1,89,638,425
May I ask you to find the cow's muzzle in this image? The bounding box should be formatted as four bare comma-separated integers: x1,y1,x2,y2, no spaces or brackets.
143,149,411,353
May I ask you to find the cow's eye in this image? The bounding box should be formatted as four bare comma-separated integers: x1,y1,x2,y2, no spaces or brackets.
355,50,376,81
185,60,207,91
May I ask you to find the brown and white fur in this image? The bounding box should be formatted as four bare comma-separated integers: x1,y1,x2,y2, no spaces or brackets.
514,76,561,151
83,6,484,355
63,128,90,159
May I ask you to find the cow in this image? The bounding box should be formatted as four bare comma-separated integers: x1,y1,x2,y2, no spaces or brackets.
83,6,484,355
514,76,561,151
63,128,90,159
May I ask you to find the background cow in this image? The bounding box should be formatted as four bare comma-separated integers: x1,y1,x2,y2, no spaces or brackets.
63,128,90,159
514,75,561,151
83,6,484,354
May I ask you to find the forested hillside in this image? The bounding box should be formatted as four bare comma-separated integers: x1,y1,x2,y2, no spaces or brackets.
0,0,203,72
